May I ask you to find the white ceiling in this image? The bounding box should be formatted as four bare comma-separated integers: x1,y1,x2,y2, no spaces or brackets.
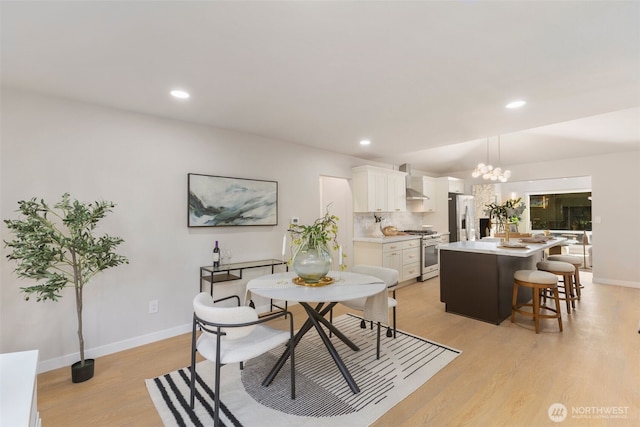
2,1,639,175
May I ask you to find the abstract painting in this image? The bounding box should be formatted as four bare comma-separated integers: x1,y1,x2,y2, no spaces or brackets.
188,173,278,227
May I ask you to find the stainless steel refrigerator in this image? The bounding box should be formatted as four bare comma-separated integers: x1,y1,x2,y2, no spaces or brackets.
448,193,475,242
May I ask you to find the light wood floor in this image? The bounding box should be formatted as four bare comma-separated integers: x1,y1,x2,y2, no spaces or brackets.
38,271,640,426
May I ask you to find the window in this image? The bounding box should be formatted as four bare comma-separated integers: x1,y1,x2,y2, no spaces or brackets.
529,192,592,231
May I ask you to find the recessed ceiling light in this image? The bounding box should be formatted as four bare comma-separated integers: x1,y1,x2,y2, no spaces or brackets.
360,140,371,146
505,100,526,109
170,90,190,99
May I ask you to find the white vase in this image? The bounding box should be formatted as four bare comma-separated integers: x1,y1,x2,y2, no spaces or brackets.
371,224,384,238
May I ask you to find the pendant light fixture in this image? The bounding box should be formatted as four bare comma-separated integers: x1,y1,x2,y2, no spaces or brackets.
471,137,511,182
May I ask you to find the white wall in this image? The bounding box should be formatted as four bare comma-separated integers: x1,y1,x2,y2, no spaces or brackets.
320,176,353,268
0,88,364,371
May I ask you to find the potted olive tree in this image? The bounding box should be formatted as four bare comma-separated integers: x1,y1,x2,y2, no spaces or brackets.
4,193,128,382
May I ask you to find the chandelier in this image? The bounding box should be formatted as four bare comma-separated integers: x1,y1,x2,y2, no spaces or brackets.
472,136,511,182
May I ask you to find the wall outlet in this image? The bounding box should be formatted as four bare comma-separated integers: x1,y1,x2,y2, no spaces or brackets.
290,217,299,225
148,299,159,314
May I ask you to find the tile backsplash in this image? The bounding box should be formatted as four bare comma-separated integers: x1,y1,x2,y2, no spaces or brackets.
354,212,434,238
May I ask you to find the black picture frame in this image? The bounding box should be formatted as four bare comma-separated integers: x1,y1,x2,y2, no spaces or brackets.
188,173,278,227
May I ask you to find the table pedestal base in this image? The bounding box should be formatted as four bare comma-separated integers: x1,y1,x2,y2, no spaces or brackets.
262,301,361,394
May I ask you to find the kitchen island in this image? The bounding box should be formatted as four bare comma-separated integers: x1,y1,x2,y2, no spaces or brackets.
439,238,564,324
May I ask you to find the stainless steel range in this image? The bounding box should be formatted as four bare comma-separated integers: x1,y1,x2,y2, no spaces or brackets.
403,230,441,281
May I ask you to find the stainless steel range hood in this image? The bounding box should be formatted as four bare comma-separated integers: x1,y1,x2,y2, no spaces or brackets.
399,164,430,200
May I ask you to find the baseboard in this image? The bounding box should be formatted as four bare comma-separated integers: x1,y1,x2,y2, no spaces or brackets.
37,301,299,373
37,322,192,374
593,276,640,289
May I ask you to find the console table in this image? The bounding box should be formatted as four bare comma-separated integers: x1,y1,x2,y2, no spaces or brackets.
200,259,288,294
200,259,288,313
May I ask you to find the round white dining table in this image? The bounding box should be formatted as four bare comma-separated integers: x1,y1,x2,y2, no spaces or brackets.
246,270,386,303
246,270,387,394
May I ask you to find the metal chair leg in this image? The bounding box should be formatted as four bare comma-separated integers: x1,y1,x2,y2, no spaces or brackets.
329,308,333,337
214,339,222,426
376,322,381,359
189,319,197,408
393,304,397,338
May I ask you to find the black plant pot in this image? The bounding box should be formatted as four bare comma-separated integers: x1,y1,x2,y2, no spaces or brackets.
71,358,95,383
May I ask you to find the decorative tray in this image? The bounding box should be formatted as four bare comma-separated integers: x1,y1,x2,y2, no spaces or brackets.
292,276,335,287
519,237,555,243
498,243,529,249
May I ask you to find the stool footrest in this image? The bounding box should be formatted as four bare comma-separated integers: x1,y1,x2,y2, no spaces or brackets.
512,303,560,320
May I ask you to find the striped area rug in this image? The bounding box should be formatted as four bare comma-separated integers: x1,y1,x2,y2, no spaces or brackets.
146,314,461,426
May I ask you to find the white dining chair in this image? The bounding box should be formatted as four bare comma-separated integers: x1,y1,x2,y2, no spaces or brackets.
337,265,399,359
189,292,295,426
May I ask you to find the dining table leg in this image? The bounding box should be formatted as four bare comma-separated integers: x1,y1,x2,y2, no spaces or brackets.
313,303,360,351
261,301,361,394
300,302,360,393
261,303,325,388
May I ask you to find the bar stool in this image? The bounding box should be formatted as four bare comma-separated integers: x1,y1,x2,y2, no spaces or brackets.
547,255,583,300
537,260,577,313
511,270,563,334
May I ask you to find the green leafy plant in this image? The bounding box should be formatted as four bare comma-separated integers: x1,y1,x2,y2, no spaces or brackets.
4,193,129,367
485,198,526,224
287,204,343,264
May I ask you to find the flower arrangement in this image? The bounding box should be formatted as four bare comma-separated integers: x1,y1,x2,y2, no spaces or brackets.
288,205,340,254
287,204,346,271
485,197,526,225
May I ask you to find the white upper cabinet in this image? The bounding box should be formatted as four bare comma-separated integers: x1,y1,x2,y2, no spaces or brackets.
408,176,437,212
352,166,407,212
448,177,465,194
387,172,407,212
422,176,437,212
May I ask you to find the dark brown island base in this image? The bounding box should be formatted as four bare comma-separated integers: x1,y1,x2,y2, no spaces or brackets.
439,238,566,324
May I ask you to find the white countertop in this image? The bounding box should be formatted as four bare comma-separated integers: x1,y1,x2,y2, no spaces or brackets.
354,231,448,243
439,237,566,258
353,235,421,243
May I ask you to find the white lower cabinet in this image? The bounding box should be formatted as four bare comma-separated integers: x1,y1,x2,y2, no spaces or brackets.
401,241,420,280
382,243,402,272
354,238,421,282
